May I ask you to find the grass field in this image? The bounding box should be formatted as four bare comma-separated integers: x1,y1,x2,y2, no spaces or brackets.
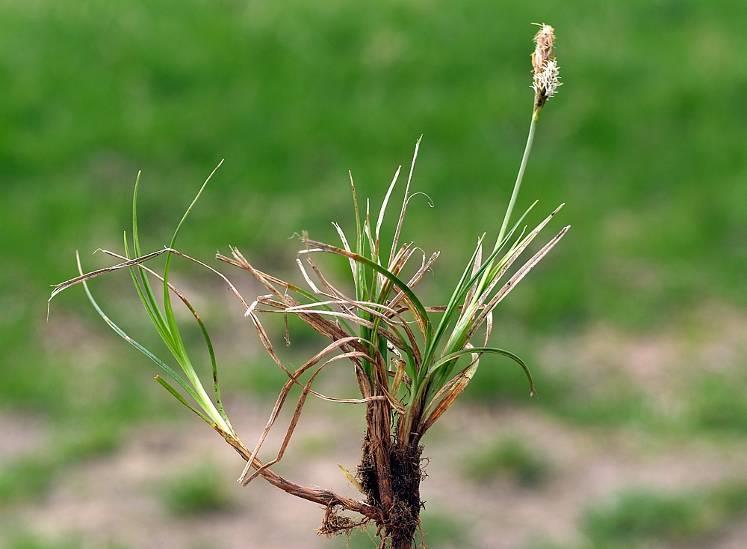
1,1,746,547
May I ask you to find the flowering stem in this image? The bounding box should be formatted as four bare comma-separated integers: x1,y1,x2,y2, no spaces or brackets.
437,106,542,373
467,107,540,307
495,108,539,250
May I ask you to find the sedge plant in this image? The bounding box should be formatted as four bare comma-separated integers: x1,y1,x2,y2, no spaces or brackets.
50,24,567,548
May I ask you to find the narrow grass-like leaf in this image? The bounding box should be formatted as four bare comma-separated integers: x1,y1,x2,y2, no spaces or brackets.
348,171,367,301
154,375,214,427
420,361,479,434
427,346,535,397
376,165,401,248
433,201,550,362
300,239,431,339
470,199,540,304
123,233,176,354
49,248,169,303
238,337,365,484
107,248,233,430
426,235,485,361
388,136,421,270
470,225,571,333
332,222,357,279
73,252,199,404
162,160,224,371
131,172,169,341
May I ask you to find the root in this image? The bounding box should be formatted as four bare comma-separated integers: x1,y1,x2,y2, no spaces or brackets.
318,504,369,536
388,444,424,548
358,438,426,548
358,434,381,505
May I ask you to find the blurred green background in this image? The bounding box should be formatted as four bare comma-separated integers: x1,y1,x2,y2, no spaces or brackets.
1,0,746,547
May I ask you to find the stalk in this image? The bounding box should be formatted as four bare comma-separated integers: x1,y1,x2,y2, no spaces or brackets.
496,109,539,251
471,107,539,307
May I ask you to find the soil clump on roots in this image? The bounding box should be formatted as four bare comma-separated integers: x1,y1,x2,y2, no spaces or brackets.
357,437,425,548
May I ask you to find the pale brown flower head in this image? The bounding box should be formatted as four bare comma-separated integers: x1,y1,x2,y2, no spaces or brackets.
532,24,555,73
531,23,561,109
